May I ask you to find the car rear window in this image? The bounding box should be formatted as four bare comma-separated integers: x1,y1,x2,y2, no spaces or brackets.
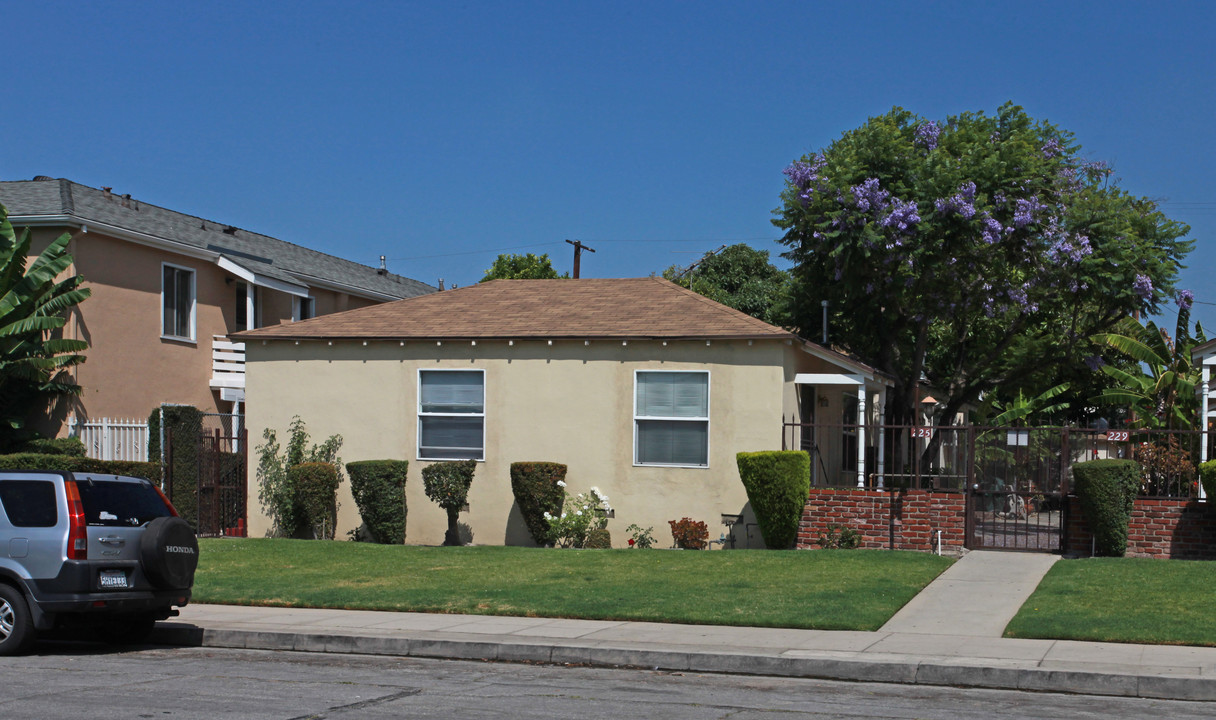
0,480,59,527
74,479,173,527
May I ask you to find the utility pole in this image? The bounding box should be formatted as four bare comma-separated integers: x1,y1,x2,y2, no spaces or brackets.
565,239,595,278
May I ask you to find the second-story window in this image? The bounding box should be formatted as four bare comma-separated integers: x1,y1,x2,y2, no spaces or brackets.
162,263,195,341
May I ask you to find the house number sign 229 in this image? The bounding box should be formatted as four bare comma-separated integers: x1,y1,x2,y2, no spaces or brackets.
1105,430,1130,442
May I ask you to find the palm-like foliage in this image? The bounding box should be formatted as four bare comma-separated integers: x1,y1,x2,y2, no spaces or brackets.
0,203,91,446
1091,306,1204,430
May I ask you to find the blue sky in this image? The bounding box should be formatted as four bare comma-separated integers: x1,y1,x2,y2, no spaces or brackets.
4,1,1214,329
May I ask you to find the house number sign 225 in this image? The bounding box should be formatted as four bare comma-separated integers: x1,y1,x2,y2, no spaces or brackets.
911,427,933,439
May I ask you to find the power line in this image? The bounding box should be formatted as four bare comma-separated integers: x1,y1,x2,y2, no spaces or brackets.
385,236,783,262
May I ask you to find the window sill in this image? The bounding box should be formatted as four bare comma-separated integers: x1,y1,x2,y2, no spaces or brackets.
160,335,198,346
633,462,710,469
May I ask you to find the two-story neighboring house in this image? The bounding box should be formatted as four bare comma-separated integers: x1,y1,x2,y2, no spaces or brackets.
0,176,434,444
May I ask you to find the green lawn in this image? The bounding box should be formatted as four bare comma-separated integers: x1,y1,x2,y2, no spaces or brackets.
1005,557,1216,646
194,539,952,631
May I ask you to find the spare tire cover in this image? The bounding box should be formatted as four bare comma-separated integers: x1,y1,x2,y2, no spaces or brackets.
139,517,199,589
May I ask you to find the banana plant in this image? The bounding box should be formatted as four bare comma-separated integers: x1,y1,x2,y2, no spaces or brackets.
1090,304,1204,430
0,203,91,445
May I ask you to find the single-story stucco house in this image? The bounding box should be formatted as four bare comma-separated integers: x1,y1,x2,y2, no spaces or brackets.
235,277,891,547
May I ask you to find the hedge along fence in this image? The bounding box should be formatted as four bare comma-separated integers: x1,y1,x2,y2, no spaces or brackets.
346,460,409,544
736,450,811,549
1072,458,1140,557
288,462,341,540
148,405,204,529
0,454,162,484
509,462,567,546
422,460,476,546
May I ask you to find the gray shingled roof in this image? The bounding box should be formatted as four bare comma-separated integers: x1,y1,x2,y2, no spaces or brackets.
0,177,434,301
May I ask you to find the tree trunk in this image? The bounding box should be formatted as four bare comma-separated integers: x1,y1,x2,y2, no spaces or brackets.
443,508,462,546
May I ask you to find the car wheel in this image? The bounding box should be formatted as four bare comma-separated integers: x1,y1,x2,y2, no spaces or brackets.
139,516,199,589
0,584,35,656
96,613,157,646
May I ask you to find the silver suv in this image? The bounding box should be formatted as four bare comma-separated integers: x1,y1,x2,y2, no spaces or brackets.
0,470,198,654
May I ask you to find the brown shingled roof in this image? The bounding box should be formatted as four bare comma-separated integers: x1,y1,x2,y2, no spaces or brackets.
235,277,797,341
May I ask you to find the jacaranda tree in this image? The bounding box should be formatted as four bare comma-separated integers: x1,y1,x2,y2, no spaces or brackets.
774,103,1193,427
0,203,90,448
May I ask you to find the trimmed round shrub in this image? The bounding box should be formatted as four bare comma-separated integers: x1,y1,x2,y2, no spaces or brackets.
1199,460,1216,501
422,460,476,546
509,461,567,546
289,462,341,540
584,528,612,549
1072,458,1140,557
347,460,409,544
736,450,811,549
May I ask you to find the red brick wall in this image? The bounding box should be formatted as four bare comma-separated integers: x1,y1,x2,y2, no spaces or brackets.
1063,496,1216,559
797,488,967,554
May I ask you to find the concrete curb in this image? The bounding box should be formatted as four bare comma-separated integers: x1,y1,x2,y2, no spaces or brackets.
150,625,1216,702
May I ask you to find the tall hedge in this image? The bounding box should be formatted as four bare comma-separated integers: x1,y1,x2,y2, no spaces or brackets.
422,460,476,546
288,462,341,540
346,460,409,544
1072,459,1140,557
148,405,204,528
736,450,811,549
509,461,567,546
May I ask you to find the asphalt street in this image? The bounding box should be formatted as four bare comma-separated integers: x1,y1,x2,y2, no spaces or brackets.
3,644,1214,720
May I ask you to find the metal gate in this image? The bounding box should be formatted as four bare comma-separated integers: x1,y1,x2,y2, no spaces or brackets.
965,427,1069,551
197,429,248,537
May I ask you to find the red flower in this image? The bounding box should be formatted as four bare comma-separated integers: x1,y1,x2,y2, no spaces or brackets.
628,538,635,546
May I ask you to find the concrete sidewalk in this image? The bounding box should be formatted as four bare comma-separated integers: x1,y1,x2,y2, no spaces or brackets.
152,551,1216,702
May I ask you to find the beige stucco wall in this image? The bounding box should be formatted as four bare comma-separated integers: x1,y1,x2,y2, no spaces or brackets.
243,338,792,548
25,225,389,436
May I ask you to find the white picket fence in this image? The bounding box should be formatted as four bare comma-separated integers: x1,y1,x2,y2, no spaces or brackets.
68,417,149,462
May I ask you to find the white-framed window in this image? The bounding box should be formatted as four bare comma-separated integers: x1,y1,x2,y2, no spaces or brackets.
418,369,485,461
634,370,709,467
292,295,315,322
161,263,196,341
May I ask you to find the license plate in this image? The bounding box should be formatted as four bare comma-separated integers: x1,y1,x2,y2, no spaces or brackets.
99,570,128,589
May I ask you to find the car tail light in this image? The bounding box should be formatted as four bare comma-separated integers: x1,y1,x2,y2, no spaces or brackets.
153,484,180,517
64,480,88,560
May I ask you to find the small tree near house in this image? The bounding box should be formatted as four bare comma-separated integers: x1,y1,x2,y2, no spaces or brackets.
422,460,476,546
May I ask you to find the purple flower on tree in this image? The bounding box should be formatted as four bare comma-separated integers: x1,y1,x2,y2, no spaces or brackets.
934,181,978,219
915,121,941,150
1133,274,1154,301
880,198,921,232
1041,138,1062,158
851,178,891,213
980,215,1004,244
1178,289,1194,310
1013,196,1047,228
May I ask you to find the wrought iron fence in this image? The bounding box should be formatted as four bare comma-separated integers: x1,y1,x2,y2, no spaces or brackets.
783,421,1202,498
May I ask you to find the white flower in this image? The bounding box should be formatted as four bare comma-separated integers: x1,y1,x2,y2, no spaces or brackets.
557,480,567,488
543,512,552,520
590,486,601,494
575,510,582,516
